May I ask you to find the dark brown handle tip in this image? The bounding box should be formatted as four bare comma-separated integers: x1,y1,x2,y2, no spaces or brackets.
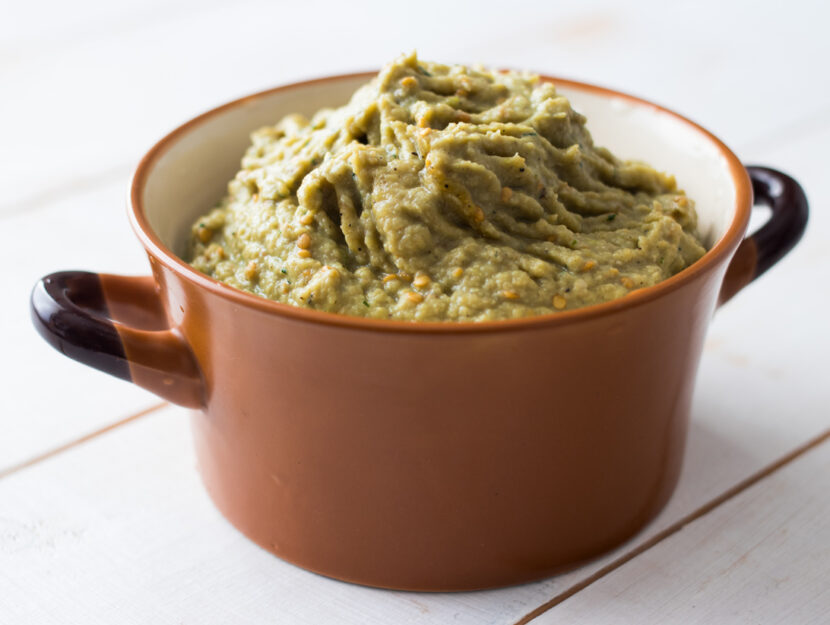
31,271,131,381
31,271,205,408
719,166,809,305
746,166,809,278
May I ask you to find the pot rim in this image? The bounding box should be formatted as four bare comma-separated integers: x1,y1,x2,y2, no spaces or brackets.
129,70,752,334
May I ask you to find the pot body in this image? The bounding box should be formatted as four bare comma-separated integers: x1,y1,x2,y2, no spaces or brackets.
31,72,810,592
151,254,722,590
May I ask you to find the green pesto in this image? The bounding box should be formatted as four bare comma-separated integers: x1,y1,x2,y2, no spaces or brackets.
189,54,706,321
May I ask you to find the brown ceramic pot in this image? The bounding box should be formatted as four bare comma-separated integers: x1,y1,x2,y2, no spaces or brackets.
31,73,808,591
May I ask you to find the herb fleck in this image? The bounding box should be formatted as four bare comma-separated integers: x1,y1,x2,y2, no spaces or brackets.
363,300,370,308
417,65,432,76
281,268,287,274
607,214,616,221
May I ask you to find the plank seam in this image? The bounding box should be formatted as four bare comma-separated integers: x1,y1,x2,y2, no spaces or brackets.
0,402,168,480
514,427,830,625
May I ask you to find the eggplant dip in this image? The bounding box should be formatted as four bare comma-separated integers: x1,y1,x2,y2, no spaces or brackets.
189,53,706,321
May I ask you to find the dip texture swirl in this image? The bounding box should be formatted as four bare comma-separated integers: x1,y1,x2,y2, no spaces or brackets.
189,54,706,321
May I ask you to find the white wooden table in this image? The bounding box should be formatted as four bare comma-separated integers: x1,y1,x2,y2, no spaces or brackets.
2,1,828,622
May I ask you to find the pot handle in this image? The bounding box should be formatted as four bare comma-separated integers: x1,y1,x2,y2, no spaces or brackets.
719,166,808,305
31,271,205,408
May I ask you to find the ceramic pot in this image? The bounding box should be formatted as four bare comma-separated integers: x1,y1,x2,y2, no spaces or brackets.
31,73,808,591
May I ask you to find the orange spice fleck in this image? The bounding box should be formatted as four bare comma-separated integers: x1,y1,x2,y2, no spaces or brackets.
412,274,431,288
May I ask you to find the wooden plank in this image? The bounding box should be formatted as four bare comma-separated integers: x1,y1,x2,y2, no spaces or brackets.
529,435,830,624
